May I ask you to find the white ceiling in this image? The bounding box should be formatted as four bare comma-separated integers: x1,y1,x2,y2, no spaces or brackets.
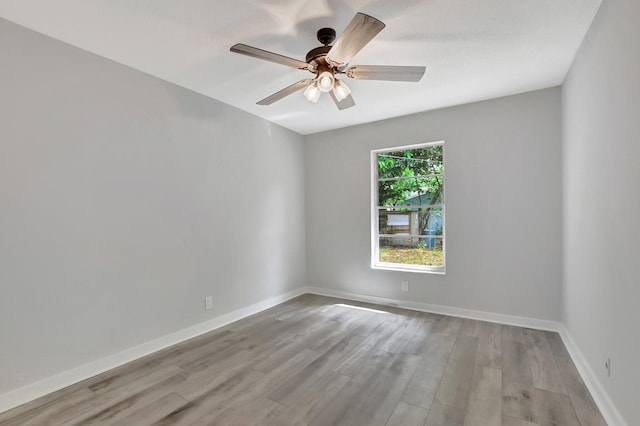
0,0,601,135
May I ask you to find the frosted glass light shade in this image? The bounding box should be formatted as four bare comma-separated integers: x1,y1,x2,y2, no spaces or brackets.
317,71,335,93
333,79,351,102
304,82,321,103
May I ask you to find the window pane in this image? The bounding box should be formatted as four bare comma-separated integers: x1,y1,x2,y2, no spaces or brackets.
373,142,444,272
378,237,444,267
378,146,443,176
378,177,443,207
379,207,444,236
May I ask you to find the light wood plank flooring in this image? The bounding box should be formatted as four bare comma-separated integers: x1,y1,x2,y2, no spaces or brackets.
0,294,607,425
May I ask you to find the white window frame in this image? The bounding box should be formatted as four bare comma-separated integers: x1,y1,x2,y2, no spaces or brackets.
371,141,446,274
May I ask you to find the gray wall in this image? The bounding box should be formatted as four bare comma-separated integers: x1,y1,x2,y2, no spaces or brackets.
562,0,640,423
305,88,563,321
0,19,306,394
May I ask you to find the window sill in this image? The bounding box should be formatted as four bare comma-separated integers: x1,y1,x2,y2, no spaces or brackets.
372,263,446,275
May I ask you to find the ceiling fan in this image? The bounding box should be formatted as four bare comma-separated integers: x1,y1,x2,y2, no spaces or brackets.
230,12,426,110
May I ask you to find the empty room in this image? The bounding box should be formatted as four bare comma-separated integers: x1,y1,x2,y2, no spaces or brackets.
0,0,638,425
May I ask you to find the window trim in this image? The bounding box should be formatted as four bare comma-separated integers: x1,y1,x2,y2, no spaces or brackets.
371,141,446,274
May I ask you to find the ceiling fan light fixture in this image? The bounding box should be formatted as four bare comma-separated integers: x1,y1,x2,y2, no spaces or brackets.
333,79,351,102
317,71,335,92
231,12,424,110
304,82,321,103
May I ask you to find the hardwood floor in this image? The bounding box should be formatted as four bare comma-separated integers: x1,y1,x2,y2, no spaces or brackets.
0,294,607,425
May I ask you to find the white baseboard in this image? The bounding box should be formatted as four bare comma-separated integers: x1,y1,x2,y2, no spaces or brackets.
2,285,626,426
304,286,562,331
558,325,627,426
0,287,306,414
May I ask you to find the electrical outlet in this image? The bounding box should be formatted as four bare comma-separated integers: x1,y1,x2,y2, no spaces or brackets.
401,281,409,292
205,296,213,311
605,357,611,377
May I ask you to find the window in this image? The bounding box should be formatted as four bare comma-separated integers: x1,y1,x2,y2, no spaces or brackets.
371,142,445,273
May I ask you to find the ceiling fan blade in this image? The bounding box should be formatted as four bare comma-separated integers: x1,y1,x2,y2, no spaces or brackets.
329,91,356,110
230,43,309,70
326,13,385,67
345,65,426,82
257,79,314,105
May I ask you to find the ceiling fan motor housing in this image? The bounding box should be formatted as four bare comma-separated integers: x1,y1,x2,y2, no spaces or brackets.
305,45,332,68
305,27,338,72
